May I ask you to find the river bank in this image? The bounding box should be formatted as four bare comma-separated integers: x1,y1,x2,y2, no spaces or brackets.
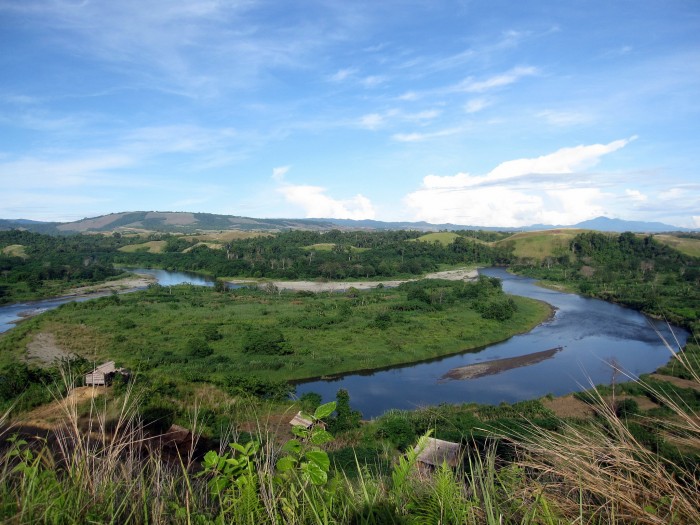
228,267,479,292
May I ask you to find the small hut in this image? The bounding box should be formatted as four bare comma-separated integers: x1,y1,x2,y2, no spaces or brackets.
84,361,116,386
289,411,315,430
289,411,327,431
414,437,462,475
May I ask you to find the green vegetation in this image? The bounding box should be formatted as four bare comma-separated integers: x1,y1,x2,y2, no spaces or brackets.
511,231,700,334
654,233,700,258
118,240,167,253
496,229,583,261
0,365,698,524
414,231,462,246
0,277,550,393
1,224,700,523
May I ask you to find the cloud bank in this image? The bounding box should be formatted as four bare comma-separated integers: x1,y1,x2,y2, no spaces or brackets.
405,137,636,227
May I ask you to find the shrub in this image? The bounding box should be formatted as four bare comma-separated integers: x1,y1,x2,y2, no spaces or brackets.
187,337,214,358
242,327,290,355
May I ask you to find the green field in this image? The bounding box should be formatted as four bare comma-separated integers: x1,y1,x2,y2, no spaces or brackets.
654,234,700,257
117,240,167,253
496,229,587,260
3,280,551,385
1,244,28,258
414,232,462,246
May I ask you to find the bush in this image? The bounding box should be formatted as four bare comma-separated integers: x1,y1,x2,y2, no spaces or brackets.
187,337,214,358
242,328,290,355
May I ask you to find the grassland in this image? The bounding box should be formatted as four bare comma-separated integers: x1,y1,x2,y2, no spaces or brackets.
414,232,463,246
1,282,551,384
654,234,700,257
302,243,368,253
117,240,167,253
495,229,586,260
1,244,28,258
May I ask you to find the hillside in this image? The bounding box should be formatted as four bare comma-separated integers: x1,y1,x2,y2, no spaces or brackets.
0,212,693,235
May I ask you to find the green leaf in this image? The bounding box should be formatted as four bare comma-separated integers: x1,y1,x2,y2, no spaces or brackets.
310,429,334,446
282,439,302,455
276,456,297,473
291,425,308,438
305,450,330,472
301,461,328,486
202,450,220,469
313,401,336,420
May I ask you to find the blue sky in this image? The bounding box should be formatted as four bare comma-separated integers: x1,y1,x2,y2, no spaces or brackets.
1,0,699,228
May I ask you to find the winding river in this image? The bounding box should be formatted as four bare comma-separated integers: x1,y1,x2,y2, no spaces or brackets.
0,268,689,419
295,268,689,418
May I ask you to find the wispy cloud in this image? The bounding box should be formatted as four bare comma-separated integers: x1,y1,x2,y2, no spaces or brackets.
272,165,290,181
392,127,461,142
464,98,491,114
537,109,595,126
455,66,538,93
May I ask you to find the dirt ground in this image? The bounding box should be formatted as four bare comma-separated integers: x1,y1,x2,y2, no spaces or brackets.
62,275,156,298
25,332,76,365
229,267,479,293
542,394,595,419
16,386,107,430
650,374,700,392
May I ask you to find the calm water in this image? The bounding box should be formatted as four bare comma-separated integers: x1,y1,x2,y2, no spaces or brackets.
295,268,688,418
0,268,225,333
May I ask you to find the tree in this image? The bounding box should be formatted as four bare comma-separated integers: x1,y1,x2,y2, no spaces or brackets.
328,389,361,433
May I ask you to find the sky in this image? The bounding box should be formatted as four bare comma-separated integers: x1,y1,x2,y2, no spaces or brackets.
1,1,699,228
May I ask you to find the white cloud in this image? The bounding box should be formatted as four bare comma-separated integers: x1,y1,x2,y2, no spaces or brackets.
659,188,684,201
272,166,290,181
278,184,376,219
392,128,460,142
360,75,387,88
359,113,384,130
457,66,538,93
328,68,357,82
404,138,635,227
464,98,491,114
693,216,700,228
625,189,648,202
537,109,594,126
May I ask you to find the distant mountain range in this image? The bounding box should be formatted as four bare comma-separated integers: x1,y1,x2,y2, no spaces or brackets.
0,211,694,234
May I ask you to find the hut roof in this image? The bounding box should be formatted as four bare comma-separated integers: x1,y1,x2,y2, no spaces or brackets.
93,361,116,374
289,411,314,429
415,437,462,468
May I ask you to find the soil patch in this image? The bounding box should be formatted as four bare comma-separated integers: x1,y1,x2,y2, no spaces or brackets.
25,332,76,365
231,267,479,293
542,394,595,419
441,347,563,381
17,386,107,430
649,374,700,392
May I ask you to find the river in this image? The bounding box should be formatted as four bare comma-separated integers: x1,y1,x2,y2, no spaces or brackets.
0,268,688,419
295,268,688,417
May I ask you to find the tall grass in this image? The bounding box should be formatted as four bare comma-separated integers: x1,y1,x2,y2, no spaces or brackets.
0,353,698,524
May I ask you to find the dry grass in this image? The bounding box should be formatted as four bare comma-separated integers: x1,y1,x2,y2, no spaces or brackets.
1,244,28,258
654,234,700,258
